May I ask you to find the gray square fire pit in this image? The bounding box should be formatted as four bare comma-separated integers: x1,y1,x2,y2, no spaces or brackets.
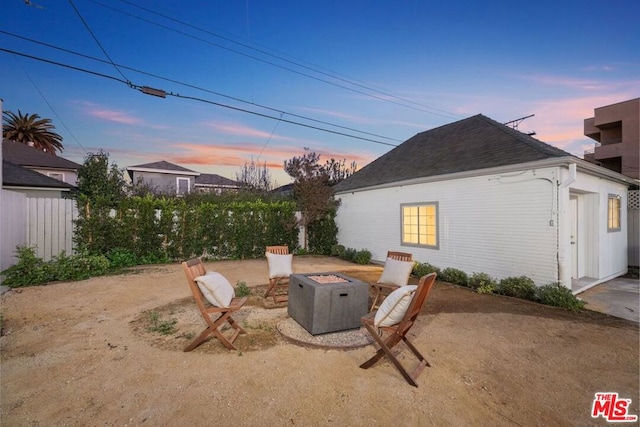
287,272,369,335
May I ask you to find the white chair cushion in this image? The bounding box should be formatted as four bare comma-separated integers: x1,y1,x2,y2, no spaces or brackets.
374,285,417,327
378,257,414,287
266,252,293,279
194,271,235,308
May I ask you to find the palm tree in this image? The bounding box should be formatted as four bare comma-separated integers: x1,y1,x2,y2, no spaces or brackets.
2,110,64,155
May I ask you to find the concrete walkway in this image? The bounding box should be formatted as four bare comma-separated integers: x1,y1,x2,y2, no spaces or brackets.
578,276,640,323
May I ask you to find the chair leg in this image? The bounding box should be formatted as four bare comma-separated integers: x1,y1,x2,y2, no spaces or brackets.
360,324,429,387
184,314,246,352
184,327,214,352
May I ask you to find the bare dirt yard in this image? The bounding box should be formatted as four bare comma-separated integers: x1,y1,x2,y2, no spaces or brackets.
1,256,638,426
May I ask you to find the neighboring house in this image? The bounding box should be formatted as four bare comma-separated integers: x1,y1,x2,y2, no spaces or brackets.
3,140,80,186
333,114,639,293
2,141,80,198
195,173,241,194
126,160,240,195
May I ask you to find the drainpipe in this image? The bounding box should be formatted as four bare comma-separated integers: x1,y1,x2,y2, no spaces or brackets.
558,163,576,289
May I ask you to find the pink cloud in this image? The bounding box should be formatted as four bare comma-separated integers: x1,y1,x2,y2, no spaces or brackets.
203,121,295,141
74,101,143,125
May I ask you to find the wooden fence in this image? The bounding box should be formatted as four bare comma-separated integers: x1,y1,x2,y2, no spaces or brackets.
1,191,77,273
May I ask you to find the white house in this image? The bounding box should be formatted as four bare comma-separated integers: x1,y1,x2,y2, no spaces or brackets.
333,115,638,293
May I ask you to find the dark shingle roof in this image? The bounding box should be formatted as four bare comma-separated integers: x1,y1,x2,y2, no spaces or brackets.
2,161,75,189
195,173,239,186
2,140,81,170
334,114,573,193
127,161,199,174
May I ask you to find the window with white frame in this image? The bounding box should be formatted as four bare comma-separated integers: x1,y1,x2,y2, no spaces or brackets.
401,202,439,248
607,194,621,232
177,177,190,195
48,172,64,181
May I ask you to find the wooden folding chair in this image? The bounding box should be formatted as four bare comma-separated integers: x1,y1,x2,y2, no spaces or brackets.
369,251,414,311
181,258,247,351
264,245,291,303
360,272,437,387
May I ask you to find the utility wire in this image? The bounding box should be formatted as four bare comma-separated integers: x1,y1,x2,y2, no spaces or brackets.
0,47,398,147
67,0,131,85
88,0,459,119
0,30,401,143
17,59,88,155
113,0,458,117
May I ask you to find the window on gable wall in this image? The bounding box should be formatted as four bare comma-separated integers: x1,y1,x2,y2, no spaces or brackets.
48,172,64,181
607,194,621,232
401,202,439,248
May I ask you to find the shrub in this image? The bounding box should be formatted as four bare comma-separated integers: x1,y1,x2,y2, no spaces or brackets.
1,246,54,287
343,248,357,262
536,282,585,312
1,246,111,287
106,248,138,269
353,249,372,265
440,267,468,286
412,262,441,278
476,284,496,294
497,276,536,300
235,281,251,297
330,244,346,257
468,272,497,290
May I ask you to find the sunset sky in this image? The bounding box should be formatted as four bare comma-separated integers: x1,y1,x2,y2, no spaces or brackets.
1,0,638,186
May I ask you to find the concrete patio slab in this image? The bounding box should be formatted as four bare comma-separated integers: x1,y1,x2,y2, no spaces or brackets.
578,276,640,323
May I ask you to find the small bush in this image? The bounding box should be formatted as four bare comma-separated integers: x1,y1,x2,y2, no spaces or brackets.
106,248,138,269
476,283,496,294
353,249,372,265
330,244,346,257
440,267,468,286
468,272,497,290
343,248,357,262
497,276,536,300
536,282,585,312
235,281,251,297
412,262,441,278
1,246,53,287
53,251,110,281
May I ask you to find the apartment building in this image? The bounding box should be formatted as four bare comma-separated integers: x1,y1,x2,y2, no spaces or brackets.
584,98,639,179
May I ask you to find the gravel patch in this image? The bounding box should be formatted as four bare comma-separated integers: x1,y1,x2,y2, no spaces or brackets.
277,317,374,349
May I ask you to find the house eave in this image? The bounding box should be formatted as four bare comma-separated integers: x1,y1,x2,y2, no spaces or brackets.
2,185,73,192
335,156,638,195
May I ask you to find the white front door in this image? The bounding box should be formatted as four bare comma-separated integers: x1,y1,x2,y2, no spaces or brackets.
570,197,578,278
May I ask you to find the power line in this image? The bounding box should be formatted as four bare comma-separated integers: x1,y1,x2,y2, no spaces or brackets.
17,60,88,155
68,0,131,85
0,47,398,147
0,30,402,143
88,0,460,119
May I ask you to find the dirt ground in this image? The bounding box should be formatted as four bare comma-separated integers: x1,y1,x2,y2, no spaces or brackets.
1,256,638,426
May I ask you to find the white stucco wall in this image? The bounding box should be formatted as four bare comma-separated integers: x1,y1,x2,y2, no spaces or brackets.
336,163,630,288
564,168,629,285
336,167,561,286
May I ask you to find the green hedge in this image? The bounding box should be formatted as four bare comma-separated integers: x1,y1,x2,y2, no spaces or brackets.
75,196,299,260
